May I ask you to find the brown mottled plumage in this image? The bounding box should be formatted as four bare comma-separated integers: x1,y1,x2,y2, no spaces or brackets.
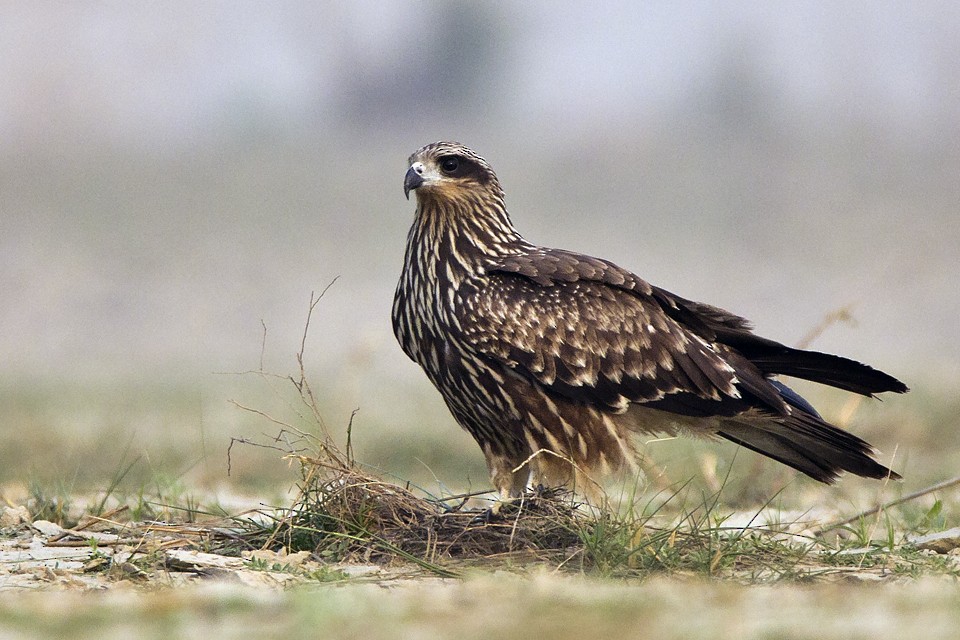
392,141,907,504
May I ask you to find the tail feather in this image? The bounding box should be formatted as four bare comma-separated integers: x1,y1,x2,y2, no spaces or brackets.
718,412,900,483
752,349,908,395
723,336,909,397
673,296,908,396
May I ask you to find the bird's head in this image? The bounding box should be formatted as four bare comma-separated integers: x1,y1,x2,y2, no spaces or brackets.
404,142,504,205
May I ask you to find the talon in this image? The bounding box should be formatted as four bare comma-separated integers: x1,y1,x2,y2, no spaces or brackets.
469,493,517,524
469,507,501,525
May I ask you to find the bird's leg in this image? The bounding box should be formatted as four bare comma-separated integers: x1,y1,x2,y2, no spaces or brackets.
488,484,521,519
473,451,530,522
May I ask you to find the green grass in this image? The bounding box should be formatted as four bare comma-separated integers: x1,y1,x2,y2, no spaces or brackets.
4,367,958,586
2,376,952,506
13,442,960,593
3,299,959,591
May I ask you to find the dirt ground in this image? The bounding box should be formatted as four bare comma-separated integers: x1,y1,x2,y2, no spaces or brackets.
2,499,960,640
1,567,958,640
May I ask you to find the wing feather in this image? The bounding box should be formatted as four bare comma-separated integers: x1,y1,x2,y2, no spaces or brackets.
456,249,765,414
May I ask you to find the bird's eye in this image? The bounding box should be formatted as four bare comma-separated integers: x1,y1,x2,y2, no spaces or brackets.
439,156,460,174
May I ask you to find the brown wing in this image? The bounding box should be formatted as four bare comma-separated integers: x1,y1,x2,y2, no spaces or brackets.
457,248,786,414
492,248,754,340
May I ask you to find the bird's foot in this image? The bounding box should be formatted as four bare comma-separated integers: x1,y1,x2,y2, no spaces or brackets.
469,507,502,525
468,491,523,524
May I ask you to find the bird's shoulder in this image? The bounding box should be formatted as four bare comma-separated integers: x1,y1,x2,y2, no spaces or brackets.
487,247,653,292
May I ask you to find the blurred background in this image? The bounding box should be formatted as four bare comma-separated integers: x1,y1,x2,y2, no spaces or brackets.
2,2,958,504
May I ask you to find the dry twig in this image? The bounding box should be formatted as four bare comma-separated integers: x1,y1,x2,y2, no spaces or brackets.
818,474,960,533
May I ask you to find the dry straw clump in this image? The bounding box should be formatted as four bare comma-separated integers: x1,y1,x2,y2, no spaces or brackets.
266,456,584,572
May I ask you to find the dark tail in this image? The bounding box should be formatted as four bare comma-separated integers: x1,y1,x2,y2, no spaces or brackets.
722,335,909,397
666,295,908,396
718,412,900,483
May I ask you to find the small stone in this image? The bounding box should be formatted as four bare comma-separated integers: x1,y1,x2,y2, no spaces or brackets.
0,506,30,528
909,527,960,554
335,564,385,578
31,520,65,538
166,549,245,572
83,557,110,572
241,549,312,566
242,549,282,562
283,551,312,566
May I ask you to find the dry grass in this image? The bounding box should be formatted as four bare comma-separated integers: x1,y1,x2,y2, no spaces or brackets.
265,459,582,571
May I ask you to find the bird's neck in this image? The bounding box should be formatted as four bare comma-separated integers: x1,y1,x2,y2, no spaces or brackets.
411,196,530,272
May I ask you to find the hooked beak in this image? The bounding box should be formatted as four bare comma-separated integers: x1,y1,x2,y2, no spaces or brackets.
404,164,425,200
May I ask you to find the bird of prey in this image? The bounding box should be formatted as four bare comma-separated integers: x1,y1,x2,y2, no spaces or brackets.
392,141,907,506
